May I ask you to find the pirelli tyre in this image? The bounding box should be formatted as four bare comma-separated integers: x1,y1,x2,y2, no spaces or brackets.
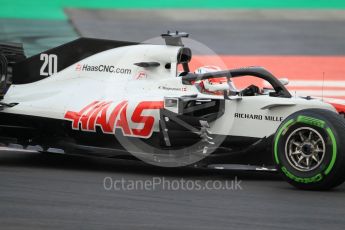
273,109,345,190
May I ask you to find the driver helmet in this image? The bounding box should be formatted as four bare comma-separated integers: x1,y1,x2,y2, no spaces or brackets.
194,65,237,95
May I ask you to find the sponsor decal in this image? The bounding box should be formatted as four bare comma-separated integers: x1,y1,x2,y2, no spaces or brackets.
158,86,187,92
76,64,132,75
64,100,163,138
234,113,283,122
75,64,81,71
136,71,147,80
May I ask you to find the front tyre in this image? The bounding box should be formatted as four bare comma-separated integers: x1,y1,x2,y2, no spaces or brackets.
273,109,345,190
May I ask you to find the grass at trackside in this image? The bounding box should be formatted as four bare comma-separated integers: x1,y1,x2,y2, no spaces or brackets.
1,0,345,20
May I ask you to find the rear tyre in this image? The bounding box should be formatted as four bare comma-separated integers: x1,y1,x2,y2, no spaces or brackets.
273,109,345,190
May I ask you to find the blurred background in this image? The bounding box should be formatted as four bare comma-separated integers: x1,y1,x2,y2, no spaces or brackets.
1,0,345,99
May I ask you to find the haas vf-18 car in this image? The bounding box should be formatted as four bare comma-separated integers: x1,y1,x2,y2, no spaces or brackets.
1,32,345,190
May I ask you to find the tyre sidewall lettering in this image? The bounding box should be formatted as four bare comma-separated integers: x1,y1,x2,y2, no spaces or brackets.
274,115,337,184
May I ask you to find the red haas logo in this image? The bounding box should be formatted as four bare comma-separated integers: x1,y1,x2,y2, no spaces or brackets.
64,100,163,138
75,64,81,71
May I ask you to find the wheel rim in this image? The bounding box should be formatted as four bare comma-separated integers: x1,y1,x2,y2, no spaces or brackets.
285,127,326,172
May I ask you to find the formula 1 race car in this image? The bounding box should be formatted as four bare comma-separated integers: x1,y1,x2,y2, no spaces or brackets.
1,32,345,190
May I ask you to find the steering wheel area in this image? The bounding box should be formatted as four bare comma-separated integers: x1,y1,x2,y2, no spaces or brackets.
240,84,261,96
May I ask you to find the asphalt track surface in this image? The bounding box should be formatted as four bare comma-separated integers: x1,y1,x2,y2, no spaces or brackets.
1,9,345,230
1,150,345,230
